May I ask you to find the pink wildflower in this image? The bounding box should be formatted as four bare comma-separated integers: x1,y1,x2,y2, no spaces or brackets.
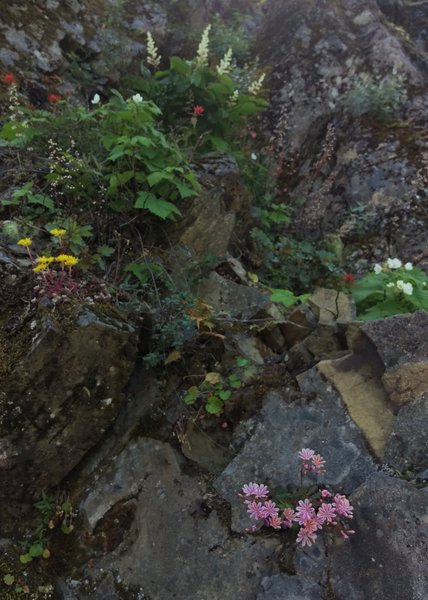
295,499,316,525
268,514,283,530
320,489,332,498
317,503,336,525
193,105,205,117
282,508,295,527
298,448,315,461
334,494,353,519
261,500,279,519
302,517,320,534
297,527,317,547
241,482,269,499
247,501,266,520
311,454,326,474
48,93,62,103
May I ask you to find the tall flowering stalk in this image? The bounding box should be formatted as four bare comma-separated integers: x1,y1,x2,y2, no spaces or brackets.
248,73,266,95
239,449,355,547
195,24,211,68
217,48,233,75
146,32,161,69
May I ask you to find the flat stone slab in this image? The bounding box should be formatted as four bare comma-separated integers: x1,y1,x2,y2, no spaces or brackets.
215,369,376,532
330,473,428,600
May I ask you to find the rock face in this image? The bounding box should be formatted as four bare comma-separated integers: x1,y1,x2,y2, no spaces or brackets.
0,306,137,501
215,369,376,532
361,311,428,406
77,438,279,600
330,473,428,600
258,0,428,269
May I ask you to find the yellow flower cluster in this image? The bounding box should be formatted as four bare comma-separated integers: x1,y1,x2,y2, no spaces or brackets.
18,237,32,247
50,228,66,237
32,254,78,272
56,254,79,267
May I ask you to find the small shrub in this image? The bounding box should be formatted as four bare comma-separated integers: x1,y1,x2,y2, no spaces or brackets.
344,72,407,121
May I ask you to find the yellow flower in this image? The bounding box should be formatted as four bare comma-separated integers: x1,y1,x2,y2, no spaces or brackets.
33,263,49,273
36,256,54,264
56,254,78,267
17,237,32,247
50,228,66,237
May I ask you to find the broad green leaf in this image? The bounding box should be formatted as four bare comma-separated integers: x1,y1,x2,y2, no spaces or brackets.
205,395,223,415
270,288,299,308
147,171,174,187
3,574,15,586
170,56,191,75
135,191,181,219
218,389,232,401
29,542,44,557
184,386,199,405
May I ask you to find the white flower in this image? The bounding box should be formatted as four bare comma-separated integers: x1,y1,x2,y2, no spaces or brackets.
91,93,100,105
132,93,143,104
373,263,382,274
387,257,402,270
404,262,413,271
396,280,413,295
386,282,395,288
251,153,257,161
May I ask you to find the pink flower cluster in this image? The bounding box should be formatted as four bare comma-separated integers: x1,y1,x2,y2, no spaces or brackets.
240,449,355,547
298,448,326,475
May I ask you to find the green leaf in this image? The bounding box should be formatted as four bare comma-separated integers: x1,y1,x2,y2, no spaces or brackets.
170,56,191,75
408,287,428,310
19,553,33,564
135,191,181,219
3,574,15,586
174,180,197,199
147,171,174,187
29,542,44,557
61,522,74,535
125,262,150,285
184,386,199,405
270,288,299,308
236,356,250,368
97,245,115,257
28,193,55,211
228,374,242,389
351,273,388,304
218,389,232,401
359,298,408,320
205,395,223,415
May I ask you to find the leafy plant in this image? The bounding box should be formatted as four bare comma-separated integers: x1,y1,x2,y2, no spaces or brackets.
134,27,268,152
344,72,407,121
183,356,253,415
352,258,428,320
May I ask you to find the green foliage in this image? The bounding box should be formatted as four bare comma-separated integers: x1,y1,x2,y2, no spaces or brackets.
344,72,407,121
270,288,310,308
352,261,428,320
135,54,267,152
183,356,253,416
209,16,252,66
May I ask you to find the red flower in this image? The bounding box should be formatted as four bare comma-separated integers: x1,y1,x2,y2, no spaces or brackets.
2,73,16,86
193,105,205,117
342,273,356,284
48,93,62,103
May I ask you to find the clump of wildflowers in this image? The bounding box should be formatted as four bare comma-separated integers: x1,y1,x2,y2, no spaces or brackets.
240,449,355,547
352,257,428,319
